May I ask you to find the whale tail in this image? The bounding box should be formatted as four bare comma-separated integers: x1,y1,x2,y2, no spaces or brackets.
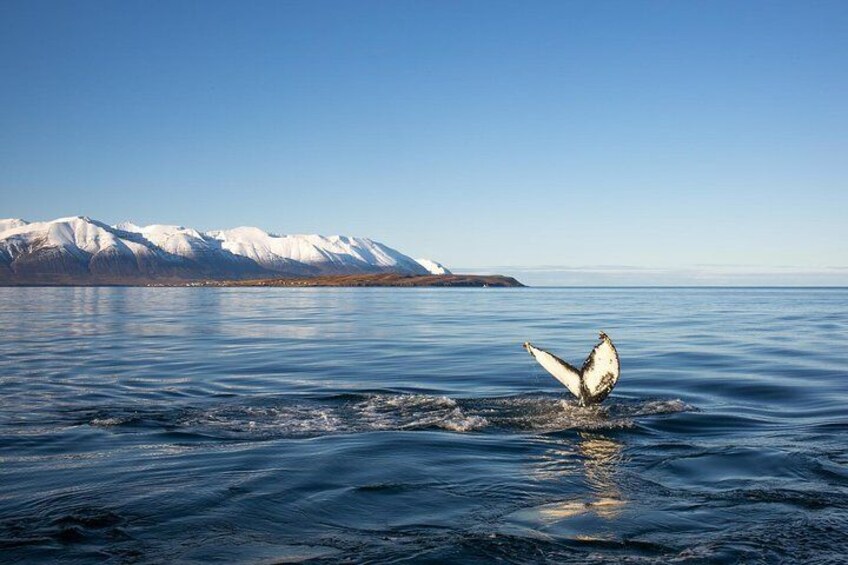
523,332,620,406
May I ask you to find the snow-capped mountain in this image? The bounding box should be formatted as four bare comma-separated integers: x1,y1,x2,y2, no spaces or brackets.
205,227,430,275
0,216,449,284
0,218,27,233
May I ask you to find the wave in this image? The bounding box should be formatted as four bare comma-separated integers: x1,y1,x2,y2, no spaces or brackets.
85,393,693,439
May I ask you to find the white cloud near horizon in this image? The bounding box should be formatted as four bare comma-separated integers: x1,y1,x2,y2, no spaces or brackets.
456,265,848,286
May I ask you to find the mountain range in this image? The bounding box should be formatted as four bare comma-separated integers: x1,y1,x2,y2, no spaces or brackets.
0,216,450,285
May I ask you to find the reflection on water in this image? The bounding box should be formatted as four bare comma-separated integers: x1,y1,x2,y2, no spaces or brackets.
522,432,626,527
579,433,625,500
536,497,625,521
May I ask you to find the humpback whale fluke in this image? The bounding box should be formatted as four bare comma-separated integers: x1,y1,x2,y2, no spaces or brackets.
523,332,620,406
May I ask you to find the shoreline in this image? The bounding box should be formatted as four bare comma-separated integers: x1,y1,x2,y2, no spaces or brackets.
0,273,524,288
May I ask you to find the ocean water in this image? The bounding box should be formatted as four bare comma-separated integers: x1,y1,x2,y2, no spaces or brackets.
1,287,846,564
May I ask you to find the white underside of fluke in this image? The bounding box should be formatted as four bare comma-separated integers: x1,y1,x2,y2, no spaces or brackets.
524,333,621,406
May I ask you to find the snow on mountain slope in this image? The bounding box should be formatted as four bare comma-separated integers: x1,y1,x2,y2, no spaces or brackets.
1,216,149,257
116,222,217,258
415,258,452,275
0,216,442,282
206,228,428,274
0,219,28,233
0,216,160,279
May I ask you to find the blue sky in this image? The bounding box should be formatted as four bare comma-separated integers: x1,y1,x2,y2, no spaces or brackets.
1,1,846,283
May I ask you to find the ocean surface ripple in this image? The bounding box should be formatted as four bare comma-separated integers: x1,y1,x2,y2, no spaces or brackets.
1,287,846,563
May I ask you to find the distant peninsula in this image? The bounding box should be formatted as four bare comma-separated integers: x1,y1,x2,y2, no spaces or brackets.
194,273,524,288
0,216,522,287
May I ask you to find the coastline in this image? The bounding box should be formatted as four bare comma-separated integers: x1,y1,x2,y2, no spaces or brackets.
203,273,524,287
0,273,524,288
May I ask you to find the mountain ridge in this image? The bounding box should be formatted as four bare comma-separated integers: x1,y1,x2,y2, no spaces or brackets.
0,216,451,284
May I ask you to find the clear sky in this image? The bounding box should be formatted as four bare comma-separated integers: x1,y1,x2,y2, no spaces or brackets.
1,1,846,283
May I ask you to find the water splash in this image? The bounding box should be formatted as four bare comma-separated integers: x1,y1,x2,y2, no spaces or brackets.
85,393,693,439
